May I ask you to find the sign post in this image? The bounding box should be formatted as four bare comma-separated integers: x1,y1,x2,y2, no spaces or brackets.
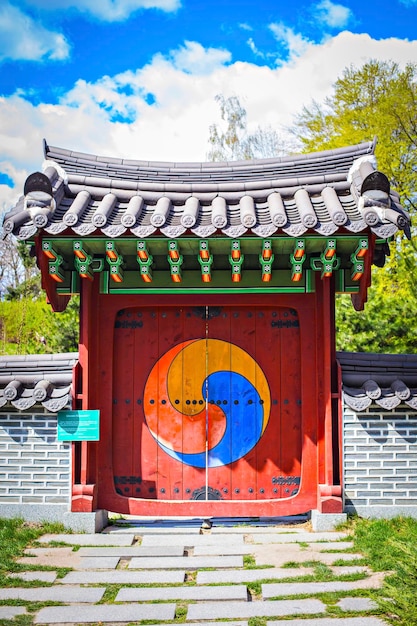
57,409,100,441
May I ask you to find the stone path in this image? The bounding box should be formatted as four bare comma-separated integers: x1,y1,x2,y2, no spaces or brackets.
1,518,388,625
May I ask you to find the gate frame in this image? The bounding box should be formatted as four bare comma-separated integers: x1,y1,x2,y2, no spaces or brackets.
71,272,343,517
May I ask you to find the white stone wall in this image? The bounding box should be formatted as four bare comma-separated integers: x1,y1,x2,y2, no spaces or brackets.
343,405,417,517
0,411,71,506
2,404,417,522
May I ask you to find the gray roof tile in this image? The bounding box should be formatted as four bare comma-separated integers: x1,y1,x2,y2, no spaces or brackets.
2,140,410,244
0,353,77,413
337,351,417,412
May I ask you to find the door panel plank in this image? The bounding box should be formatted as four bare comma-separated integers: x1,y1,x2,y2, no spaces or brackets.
112,305,301,505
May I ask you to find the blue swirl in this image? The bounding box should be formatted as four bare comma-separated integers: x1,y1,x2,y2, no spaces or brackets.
158,371,264,468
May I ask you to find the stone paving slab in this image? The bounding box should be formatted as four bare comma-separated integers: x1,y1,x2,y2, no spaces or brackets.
0,586,105,602
311,541,354,551
115,584,248,602
252,544,364,567
60,569,185,584
193,542,354,556
141,533,244,546
302,544,354,555
78,545,184,557
129,555,243,569
262,573,384,598
293,551,361,563
331,566,370,576
337,597,378,611
315,553,364,564
193,545,253,556
0,606,27,619
196,565,370,585
251,532,348,544
34,603,176,624
186,598,326,620
38,533,136,546
164,622,247,626
197,567,316,584
77,556,120,569
266,617,386,626
157,623,248,626
8,571,57,582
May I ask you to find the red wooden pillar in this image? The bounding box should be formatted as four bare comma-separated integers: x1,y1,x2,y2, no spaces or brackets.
315,275,343,513
71,278,100,512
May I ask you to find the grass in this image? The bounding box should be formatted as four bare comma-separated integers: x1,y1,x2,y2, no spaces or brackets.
0,518,68,587
347,515,417,625
1,515,417,625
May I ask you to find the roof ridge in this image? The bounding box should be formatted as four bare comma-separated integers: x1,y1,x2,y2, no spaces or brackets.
44,140,375,175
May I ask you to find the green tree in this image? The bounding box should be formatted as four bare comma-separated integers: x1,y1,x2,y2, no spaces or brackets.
0,296,79,355
294,60,417,215
0,236,27,299
207,94,294,161
0,232,79,355
293,60,417,353
208,67,417,352
47,296,80,353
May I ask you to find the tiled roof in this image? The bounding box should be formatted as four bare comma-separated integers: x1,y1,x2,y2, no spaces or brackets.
337,351,417,412
1,351,416,414
0,353,77,412
2,139,410,242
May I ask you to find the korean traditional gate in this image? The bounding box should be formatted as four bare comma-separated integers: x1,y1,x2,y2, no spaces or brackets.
6,139,409,520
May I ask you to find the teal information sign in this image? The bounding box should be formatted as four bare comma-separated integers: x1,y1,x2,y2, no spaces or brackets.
57,410,100,441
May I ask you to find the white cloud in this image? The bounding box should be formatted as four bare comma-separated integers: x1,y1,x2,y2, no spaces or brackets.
313,0,352,29
0,1,70,62
21,0,180,21
2,32,417,212
269,22,311,62
166,41,231,75
247,37,265,58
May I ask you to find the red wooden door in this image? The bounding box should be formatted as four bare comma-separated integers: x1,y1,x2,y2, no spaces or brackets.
112,305,302,504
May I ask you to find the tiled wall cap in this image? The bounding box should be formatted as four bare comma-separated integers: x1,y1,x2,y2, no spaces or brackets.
391,380,411,400
4,380,22,401
363,380,382,399
376,395,401,410
33,380,52,402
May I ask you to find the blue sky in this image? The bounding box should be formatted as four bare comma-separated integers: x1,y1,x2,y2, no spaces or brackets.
1,0,417,213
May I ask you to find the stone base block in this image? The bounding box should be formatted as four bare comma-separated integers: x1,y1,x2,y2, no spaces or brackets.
63,509,108,532
345,505,417,520
311,509,347,531
0,504,108,533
